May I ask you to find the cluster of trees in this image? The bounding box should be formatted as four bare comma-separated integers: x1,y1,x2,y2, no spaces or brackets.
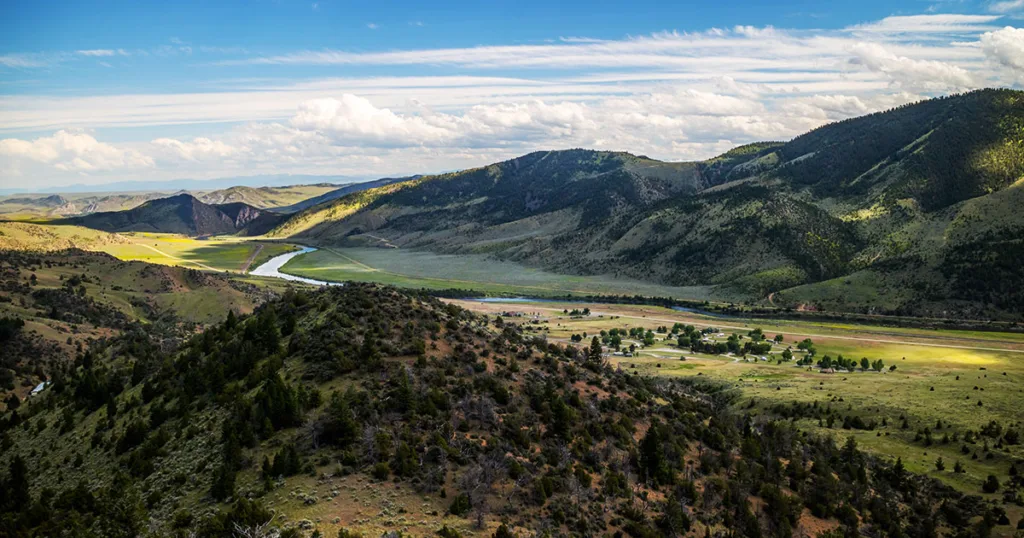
810,354,886,372
564,307,591,317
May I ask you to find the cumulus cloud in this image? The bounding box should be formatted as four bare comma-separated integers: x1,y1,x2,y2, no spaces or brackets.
981,27,1024,70
290,95,454,146
849,42,976,89
0,129,153,173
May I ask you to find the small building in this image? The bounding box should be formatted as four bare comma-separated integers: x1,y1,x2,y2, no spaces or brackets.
29,381,49,397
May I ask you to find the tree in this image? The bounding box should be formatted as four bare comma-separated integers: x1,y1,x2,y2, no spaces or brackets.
2,454,30,512
4,393,19,410
861,357,870,371
589,336,603,361
210,463,237,501
640,420,672,486
493,523,515,538
322,392,360,448
954,460,965,473
935,457,945,471
982,474,1000,493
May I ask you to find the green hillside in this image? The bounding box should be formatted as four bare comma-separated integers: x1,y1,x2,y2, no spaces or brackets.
2,283,1014,537
264,89,1024,320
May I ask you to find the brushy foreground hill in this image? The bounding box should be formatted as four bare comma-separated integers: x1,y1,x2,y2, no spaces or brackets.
267,89,1024,320
1,283,1017,537
0,248,276,408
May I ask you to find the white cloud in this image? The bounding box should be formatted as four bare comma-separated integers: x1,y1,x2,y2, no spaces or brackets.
367,23,379,30
981,27,1024,70
846,14,1001,36
0,129,153,173
76,49,128,57
0,52,62,68
151,137,238,162
989,0,1024,14
849,42,976,89
290,95,454,146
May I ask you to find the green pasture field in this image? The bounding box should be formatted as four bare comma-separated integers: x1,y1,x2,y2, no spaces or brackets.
279,246,718,299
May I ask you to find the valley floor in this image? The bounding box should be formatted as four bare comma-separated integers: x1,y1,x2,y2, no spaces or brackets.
279,246,721,300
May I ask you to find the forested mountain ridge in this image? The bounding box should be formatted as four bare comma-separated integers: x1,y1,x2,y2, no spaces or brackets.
268,89,1024,319
0,283,1012,537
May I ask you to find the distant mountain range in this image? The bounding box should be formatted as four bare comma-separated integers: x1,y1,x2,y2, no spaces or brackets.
0,184,342,220
61,193,285,236
47,178,418,236
15,89,1024,319
0,173,368,195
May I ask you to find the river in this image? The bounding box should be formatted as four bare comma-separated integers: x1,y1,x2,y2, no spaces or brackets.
248,246,338,286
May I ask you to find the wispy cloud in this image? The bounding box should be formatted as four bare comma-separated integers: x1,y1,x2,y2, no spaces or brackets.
1,12,1022,187
366,22,379,30
989,0,1024,14
0,52,67,68
75,49,129,57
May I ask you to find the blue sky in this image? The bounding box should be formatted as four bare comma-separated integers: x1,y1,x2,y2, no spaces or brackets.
1,0,1023,189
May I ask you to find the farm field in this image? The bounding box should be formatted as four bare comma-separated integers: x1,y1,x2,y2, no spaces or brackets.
451,298,1024,507
279,246,721,299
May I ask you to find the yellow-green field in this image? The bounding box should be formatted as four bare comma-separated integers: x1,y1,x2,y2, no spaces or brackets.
451,298,1024,504
0,222,299,273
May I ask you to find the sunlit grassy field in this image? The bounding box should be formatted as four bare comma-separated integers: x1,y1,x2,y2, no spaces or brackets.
452,298,1024,503
280,246,718,299
0,223,298,273
95,233,298,273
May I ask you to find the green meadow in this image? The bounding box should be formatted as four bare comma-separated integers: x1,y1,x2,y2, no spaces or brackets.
279,246,718,299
